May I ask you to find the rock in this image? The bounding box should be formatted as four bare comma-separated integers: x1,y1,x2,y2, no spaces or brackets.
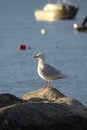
22,86,87,117
0,86,87,130
22,86,66,102
0,93,25,108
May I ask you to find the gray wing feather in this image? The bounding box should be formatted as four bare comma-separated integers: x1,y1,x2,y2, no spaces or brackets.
41,64,62,79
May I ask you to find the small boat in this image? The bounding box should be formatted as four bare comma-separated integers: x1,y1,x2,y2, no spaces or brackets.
73,24,87,32
34,0,79,22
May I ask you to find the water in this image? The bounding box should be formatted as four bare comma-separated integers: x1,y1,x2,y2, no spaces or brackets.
0,0,87,106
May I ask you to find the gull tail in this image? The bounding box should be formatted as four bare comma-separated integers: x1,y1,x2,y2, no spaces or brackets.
58,73,67,79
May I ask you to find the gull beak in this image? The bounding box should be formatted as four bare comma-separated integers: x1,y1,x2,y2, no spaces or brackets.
33,55,38,59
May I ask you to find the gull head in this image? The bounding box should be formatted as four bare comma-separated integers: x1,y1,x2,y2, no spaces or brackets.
34,53,46,61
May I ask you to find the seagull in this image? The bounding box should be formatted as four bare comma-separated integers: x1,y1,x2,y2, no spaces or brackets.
34,53,66,87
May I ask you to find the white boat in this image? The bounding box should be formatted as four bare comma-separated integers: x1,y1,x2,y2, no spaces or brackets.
34,0,79,22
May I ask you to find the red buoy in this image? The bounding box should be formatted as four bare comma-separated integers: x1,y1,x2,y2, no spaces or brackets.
18,45,27,50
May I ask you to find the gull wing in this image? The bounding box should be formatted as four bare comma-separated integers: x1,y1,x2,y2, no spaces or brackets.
40,64,62,79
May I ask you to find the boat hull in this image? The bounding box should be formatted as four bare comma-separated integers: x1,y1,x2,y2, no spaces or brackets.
74,26,87,32
34,7,78,21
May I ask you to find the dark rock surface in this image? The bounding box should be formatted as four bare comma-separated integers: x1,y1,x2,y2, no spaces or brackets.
0,93,25,108
0,86,87,130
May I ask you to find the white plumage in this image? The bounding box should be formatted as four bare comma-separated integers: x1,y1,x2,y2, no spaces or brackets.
34,53,66,87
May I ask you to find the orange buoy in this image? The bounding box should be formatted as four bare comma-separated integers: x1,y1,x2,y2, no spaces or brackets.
18,44,27,50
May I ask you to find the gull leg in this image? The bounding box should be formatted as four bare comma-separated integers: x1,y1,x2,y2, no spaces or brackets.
47,81,50,87
44,81,50,87
44,81,48,87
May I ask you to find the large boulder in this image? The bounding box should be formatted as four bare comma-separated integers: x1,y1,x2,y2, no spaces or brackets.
0,86,87,130
0,93,25,108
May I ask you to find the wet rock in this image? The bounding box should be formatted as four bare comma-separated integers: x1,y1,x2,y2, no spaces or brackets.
0,86,87,130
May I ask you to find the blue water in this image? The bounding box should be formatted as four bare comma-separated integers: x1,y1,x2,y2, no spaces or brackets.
0,0,87,106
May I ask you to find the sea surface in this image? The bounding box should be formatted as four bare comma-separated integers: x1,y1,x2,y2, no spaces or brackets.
0,0,87,106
